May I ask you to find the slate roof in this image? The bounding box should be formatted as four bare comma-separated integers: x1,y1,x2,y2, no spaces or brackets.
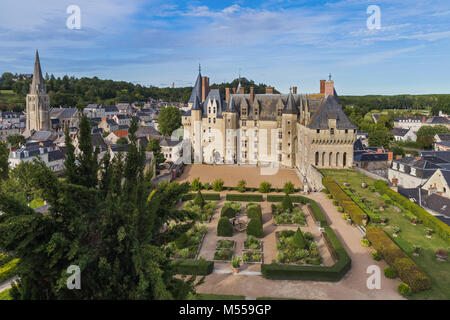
426,116,450,124
389,128,410,137
308,94,357,130
48,149,64,162
136,126,161,138
160,138,182,147
191,94,202,111
436,134,450,141
91,133,107,151
436,141,450,148
103,105,119,113
282,91,299,115
30,50,46,94
202,89,224,118
188,71,202,104
50,107,78,120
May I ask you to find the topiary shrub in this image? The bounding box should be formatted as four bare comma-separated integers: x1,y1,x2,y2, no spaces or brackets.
217,217,233,237
175,233,189,249
281,194,293,212
247,205,262,221
221,206,236,219
337,206,344,213
332,200,339,206
384,266,397,279
398,283,412,297
259,181,272,193
193,190,205,207
247,217,263,238
361,238,371,247
293,228,306,249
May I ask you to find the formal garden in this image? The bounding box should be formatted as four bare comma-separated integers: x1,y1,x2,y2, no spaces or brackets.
321,169,450,300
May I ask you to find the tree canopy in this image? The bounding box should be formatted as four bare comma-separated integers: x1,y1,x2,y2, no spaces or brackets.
157,106,181,137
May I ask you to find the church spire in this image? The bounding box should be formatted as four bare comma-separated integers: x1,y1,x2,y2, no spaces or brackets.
30,50,46,94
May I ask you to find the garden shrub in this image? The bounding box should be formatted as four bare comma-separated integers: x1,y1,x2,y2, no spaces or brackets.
212,179,225,192
193,191,205,207
384,266,397,279
361,238,370,247
191,177,202,191
332,200,339,206
293,228,306,249
0,253,14,267
341,200,364,226
226,194,263,202
366,227,431,292
247,217,263,238
237,180,247,193
398,283,412,297
372,251,382,261
259,181,272,193
0,259,18,283
337,206,344,213
221,206,236,219
202,193,220,201
246,204,262,221
217,217,233,237
171,258,214,276
283,181,295,195
203,182,211,190
175,233,189,249
374,180,450,242
281,194,293,212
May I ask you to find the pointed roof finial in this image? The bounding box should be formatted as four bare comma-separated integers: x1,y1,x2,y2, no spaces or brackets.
31,49,46,94
328,73,332,81
199,63,201,74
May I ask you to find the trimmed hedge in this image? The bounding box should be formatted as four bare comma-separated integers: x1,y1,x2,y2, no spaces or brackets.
221,206,236,219
226,194,264,202
261,226,351,281
182,193,220,201
171,259,214,275
267,195,307,203
323,178,365,226
246,204,263,238
0,258,18,283
366,227,431,292
374,180,450,243
217,217,233,237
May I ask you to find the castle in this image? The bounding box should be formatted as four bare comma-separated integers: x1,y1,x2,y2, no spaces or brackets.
182,69,357,187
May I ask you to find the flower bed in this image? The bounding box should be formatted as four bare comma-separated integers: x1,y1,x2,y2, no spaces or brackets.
273,207,306,226
216,239,235,250
275,230,321,265
168,225,208,260
244,235,262,250
214,248,234,262
242,251,263,264
184,200,217,222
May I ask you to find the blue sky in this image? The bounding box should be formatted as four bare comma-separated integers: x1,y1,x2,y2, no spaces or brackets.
1,0,450,95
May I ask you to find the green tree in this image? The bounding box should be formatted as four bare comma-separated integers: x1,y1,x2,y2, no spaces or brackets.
146,138,165,165
293,228,306,249
281,194,293,212
157,106,181,137
237,180,246,193
282,181,295,195
0,141,9,181
6,134,25,148
416,125,450,138
369,127,391,149
116,137,128,145
190,177,202,191
259,181,271,193
0,115,200,299
212,179,224,192
193,190,205,208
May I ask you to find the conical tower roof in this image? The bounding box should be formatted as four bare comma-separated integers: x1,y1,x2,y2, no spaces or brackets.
282,90,298,114
188,68,202,104
30,50,46,94
191,94,202,111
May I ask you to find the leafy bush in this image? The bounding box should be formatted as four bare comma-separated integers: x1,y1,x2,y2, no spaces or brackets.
217,217,233,237
214,249,233,261
191,177,202,191
366,227,431,292
216,240,235,249
171,258,214,275
384,266,397,279
226,194,263,202
237,180,247,193
244,236,261,250
361,239,370,247
0,253,14,267
221,206,236,219
212,179,225,192
243,251,262,263
246,204,262,221
337,206,344,213
175,233,189,249
203,182,211,190
332,200,339,206
0,259,18,283
283,181,295,195
372,251,382,261
293,228,306,249
259,181,272,193
398,283,412,297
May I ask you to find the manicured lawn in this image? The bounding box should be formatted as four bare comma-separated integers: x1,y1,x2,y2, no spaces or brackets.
322,169,450,300
0,289,12,300
188,293,245,300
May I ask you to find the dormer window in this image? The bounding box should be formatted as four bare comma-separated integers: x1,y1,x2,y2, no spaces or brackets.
330,128,335,135
278,109,282,116
317,129,320,134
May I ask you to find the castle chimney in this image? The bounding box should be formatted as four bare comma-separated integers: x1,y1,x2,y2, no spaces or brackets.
239,87,244,94
225,88,230,103
201,76,210,102
292,86,297,94
324,80,334,98
265,87,274,94
320,80,326,94
250,87,255,104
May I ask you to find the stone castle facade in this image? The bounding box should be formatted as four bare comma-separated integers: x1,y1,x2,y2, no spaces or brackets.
25,50,51,134
182,70,357,182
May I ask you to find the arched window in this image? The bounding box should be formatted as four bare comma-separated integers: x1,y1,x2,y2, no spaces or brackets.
322,152,326,166
336,152,340,167
343,152,347,167
315,152,319,166
329,153,333,167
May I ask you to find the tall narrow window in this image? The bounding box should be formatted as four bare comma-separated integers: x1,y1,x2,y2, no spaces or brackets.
315,152,319,166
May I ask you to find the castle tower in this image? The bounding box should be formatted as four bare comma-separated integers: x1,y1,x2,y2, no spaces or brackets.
26,50,50,134
191,95,203,163
281,90,298,167
223,97,238,164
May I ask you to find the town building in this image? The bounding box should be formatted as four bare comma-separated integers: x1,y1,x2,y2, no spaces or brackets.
389,127,417,142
